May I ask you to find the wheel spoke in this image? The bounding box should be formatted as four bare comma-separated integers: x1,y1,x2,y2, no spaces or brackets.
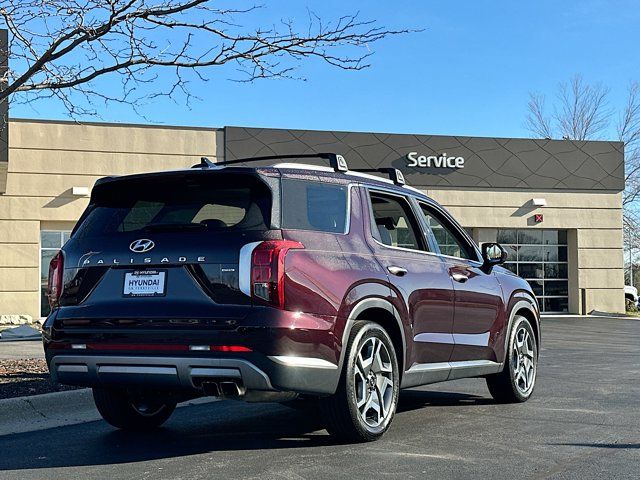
363,391,381,424
376,387,386,418
517,367,527,390
376,375,393,397
358,339,375,374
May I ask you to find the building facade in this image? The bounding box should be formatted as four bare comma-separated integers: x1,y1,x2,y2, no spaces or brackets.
0,120,625,321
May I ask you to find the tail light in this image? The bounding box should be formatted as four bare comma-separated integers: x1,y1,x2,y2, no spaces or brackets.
47,250,64,308
251,240,304,308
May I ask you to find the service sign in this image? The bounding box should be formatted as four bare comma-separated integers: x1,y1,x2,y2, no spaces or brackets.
406,152,465,169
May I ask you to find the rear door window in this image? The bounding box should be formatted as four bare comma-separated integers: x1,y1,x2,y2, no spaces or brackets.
74,173,272,238
368,191,426,251
281,179,348,233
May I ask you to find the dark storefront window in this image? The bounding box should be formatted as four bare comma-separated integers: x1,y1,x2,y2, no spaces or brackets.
498,229,569,313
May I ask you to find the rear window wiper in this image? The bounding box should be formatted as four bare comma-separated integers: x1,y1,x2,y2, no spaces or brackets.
142,223,207,232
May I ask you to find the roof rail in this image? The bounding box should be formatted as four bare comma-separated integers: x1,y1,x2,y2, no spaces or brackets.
350,167,406,186
193,153,348,172
191,153,409,187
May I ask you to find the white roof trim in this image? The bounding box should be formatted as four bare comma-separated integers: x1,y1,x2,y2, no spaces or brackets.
273,163,424,194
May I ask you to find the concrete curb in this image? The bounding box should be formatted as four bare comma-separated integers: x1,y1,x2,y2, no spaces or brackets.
0,389,216,437
0,389,99,436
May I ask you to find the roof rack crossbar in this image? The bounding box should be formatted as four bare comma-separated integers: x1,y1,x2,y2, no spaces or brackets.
191,154,408,187
193,153,349,172
351,167,406,186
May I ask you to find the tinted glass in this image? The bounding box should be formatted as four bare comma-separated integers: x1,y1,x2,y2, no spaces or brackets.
518,230,543,244
519,263,543,279
528,280,544,296
41,231,62,249
543,230,567,245
544,297,568,312
75,174,271,237
282,180,347,233
497,229,517,244
545,280,569,296
369,193,423,251
545,263,568,278
518,246,543,262
419,204,475,260
504,263,518,274
502,245,518,262
543,246,568,262
497,228,569,313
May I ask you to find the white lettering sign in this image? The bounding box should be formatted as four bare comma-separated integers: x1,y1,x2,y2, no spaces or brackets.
407,152,465,169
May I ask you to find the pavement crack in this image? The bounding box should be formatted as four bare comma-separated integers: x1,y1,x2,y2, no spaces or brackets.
22,398,47,419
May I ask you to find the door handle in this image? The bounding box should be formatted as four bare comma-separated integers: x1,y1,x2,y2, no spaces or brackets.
451,272,469,283
387,266,408,277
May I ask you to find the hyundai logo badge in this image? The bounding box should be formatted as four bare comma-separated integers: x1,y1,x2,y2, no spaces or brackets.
129,239,155,253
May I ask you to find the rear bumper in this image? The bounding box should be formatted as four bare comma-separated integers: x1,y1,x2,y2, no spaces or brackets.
48,353,340,396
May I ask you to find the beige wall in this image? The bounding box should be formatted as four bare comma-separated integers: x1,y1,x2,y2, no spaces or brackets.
0,119,626,317
0,120,220,319
426,189,625,314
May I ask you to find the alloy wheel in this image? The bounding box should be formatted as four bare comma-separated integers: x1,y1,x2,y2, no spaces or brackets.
511,326,536,395
353,336,395,428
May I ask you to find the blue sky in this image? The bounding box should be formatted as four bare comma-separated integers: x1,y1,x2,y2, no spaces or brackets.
11,0,640,139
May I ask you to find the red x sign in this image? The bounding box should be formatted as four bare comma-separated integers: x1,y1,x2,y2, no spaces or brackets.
534,214,544,223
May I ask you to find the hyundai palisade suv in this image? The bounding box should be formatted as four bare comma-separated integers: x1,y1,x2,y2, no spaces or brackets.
43,154,540,442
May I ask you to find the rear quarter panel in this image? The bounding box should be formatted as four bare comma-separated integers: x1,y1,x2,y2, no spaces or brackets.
282,185,393,366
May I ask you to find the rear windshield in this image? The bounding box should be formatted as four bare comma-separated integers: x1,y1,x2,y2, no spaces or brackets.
281,179,348,233
74,173,272,238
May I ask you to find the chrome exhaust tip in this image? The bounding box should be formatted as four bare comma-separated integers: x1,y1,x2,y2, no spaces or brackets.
201,381,220,397
219,381,242,397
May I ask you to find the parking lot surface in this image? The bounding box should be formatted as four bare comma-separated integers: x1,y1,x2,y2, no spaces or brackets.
0,340,43,360
0,316,638,480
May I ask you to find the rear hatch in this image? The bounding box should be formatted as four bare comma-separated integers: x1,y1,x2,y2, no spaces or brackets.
54,169,280,331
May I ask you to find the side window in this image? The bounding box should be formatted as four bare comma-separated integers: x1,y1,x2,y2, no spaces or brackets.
369,192,425,251
419,203,476,260
281,179,348,233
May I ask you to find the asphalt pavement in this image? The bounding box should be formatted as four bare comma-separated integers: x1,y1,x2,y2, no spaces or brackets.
0,316,638,480
0,339,44,360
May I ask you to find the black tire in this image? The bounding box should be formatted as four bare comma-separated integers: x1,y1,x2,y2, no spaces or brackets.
320,321,400,442
92,387,176,430
486,315,538,403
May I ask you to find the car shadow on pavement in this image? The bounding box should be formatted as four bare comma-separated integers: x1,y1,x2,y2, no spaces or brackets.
0,390,493,471
552,443,640,449
397,389,494,413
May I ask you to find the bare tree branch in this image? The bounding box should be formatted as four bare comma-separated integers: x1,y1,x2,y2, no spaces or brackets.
0,1,413,117
525,75,613,141
524,93,553,139
554,75,611,140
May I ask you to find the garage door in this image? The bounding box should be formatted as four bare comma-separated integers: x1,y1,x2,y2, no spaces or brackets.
497,229,568,313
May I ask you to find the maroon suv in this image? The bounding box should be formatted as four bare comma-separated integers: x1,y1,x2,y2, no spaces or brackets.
43,154,540,442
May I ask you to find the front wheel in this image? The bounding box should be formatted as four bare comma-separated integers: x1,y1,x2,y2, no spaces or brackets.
92,387,176,430
320,321,400,442
486,315,538,403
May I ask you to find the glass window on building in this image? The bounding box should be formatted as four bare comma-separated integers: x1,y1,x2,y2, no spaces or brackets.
497,229,568,313
41,230,71,317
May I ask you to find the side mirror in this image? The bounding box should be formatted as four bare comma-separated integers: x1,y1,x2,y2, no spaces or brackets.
481,242,507,272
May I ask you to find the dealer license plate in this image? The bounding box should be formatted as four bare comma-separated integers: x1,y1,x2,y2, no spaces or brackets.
123,270,166,297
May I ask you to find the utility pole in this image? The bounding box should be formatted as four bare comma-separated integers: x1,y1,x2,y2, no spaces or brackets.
0,29,8,194
628,224,636,287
